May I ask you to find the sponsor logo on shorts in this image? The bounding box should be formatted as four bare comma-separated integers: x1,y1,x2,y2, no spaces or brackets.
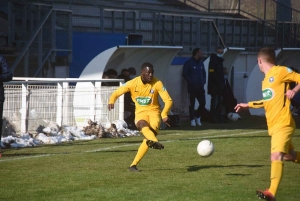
262,88,275,100
136,97,151,106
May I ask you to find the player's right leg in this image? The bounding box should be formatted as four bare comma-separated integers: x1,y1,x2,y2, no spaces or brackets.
147,112,164,150
258,127,294,199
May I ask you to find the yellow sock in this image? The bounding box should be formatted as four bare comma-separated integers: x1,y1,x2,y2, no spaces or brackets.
269,161,283,196
130,139,148,166
141,127,158,142
294,151,300,163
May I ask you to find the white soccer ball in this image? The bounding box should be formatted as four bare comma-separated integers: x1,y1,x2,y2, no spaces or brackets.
197,140,214,157
227,112,239,121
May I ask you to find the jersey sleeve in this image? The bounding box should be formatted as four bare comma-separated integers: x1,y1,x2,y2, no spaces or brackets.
108,82,131,104
248,100,265,108
156,81,173,119
279,67,300,84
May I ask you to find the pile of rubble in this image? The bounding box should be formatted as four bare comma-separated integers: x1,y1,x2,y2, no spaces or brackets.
0,119,140,149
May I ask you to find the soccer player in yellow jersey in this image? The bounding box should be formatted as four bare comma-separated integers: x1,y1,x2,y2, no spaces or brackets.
235,47,300,201
108,62,173,172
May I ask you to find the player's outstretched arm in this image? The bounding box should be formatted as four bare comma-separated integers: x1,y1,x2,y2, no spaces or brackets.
234,103,249,112
108,83,130,110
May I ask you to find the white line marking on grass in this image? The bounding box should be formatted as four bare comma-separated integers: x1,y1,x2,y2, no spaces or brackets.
182,130,266,140
85,144,140,152
0,130,267,163
0,154,53,162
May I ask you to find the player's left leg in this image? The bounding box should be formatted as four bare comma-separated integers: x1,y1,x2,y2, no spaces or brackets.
129,139,149,171
283,143,300,163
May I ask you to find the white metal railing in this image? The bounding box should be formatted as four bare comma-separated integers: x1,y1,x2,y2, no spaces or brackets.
3,78,124,134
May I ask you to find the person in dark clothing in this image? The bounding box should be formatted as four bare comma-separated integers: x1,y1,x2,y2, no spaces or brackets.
289,67,300,115
0,55,13,150
182,48,206,126
128,67,137,79
208,47,226,123
117,69,130,82
101,72,110,86
106,68,119,86
222,67,237,115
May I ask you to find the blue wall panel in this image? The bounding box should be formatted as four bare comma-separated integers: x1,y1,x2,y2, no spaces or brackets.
57,31,126,78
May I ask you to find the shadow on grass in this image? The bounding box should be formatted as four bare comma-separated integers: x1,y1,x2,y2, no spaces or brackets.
225,173,251,176
94,150,137,153
187,164,264,172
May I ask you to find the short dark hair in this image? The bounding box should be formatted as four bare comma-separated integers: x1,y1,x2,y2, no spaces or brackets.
258,47,275,64
128,67,136,74
121,68,129,75
192,48,201,57
141,62,153,70
106,68,118,76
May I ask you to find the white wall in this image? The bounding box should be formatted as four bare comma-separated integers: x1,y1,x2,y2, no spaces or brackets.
232,52,258,103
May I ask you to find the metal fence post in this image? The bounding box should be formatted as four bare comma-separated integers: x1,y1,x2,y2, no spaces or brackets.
118,82,124,121
92,82,96,121
21,83,28,133
56,82,63,126
62,82,69,126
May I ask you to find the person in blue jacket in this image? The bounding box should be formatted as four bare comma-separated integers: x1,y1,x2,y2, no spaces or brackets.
182,48,206,126
0,55,13,151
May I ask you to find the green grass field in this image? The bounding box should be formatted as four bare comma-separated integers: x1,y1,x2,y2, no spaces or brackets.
0,115,300,201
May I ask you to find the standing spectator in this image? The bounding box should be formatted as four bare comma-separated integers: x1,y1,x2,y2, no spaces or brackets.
0,55,13,151
128,67,137,79
208,47,226,123
182,48,206,126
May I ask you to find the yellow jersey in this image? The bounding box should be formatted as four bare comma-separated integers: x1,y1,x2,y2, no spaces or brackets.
249,66,300,131
109,76,173,119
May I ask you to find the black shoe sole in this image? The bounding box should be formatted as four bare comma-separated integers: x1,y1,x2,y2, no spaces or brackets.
146,140,164,150
256,190,273,201
128,166,140,172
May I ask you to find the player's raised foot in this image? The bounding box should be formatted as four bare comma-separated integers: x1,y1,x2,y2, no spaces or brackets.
256,189,276,201
146,140,164,150
128,165,140,172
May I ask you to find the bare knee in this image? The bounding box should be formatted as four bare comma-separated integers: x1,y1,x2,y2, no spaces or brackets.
136,120,149,130
270,152,284,161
